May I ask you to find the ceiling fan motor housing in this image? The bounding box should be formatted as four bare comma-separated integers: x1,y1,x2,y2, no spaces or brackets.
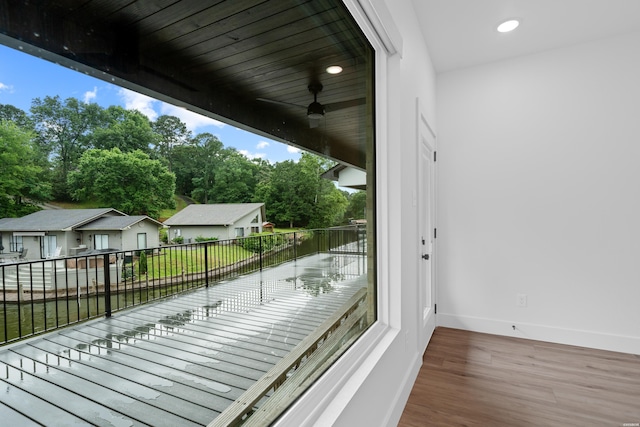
307,101,325,119
307,83,325,118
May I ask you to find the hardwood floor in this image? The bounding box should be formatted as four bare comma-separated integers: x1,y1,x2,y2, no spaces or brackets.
398,328,640,426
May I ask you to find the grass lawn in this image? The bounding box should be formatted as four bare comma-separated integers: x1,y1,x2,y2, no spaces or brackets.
49,200,105,209
136,244,255,279
159,196,189,221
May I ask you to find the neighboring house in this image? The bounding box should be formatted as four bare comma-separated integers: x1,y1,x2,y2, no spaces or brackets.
321,163,366,191
163,203,266,243
0,209,163,259
75,215,163,253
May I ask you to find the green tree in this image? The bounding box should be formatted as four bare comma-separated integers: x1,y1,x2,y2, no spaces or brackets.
151,115,191,171
175,132,223,200
255,159,306,228
92,106,156,153
30,96,104,199
68,148,175,218
209,148,258,203
298,154,348,228
255,153,347,228
0,120,51,216
344,190,367,222
0,104,33,130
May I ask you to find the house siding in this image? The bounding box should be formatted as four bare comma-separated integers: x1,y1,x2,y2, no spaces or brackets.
167,207,263,243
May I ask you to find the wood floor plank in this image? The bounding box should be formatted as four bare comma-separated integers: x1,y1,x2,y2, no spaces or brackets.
398,328,640,427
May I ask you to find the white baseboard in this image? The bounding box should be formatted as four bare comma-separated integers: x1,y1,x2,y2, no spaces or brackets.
437,313,640,355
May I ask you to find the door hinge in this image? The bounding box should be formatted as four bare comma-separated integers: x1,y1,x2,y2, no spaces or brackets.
434,303,437,314
434,228,437,239
433,151,437,162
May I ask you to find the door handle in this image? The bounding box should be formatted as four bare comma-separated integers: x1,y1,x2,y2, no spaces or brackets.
422,254,429,260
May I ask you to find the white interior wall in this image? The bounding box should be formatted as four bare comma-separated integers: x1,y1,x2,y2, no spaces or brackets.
437,31,640,354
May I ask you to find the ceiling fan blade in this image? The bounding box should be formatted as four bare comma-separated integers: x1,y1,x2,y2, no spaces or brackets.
324,98,366,112
256,97,305,109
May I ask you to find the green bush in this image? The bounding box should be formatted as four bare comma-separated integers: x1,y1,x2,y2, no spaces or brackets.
173,236,184,244
160,228,168,244
195,235,219,242
241,233,285,253
138,251,148,275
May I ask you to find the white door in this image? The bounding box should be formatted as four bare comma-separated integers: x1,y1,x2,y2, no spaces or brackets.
417,104,436,353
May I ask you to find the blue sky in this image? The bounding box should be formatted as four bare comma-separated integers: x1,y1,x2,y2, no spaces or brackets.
0,44,301,164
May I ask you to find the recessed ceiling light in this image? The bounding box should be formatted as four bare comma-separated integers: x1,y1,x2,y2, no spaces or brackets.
497,19,520,33
326,65,343,74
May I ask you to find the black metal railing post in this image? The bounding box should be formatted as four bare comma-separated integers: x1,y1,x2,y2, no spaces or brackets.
103,253,112,318
16,268,22,338
204,242,209,288
2,266,7,342
259,235,263,272
293,232,297,261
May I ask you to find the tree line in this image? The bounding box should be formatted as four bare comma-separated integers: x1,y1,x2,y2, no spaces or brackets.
0,96,365,227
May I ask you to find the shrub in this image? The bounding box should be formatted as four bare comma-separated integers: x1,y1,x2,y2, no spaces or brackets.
138,251,148,275
241,233,285,253
195,235,219,242
173,236,184,244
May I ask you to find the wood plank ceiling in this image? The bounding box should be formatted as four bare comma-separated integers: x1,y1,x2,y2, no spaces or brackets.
0,0,373,169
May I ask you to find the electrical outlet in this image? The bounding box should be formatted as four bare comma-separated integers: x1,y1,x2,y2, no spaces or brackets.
517,293,528,307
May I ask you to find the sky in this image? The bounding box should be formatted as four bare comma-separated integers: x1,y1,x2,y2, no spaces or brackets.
0,44,302,164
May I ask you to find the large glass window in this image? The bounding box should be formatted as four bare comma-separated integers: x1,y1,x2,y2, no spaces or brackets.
0,0,375,424
10,236,23,252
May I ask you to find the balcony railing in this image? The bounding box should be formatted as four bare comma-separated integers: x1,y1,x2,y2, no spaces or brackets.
1,226,365,346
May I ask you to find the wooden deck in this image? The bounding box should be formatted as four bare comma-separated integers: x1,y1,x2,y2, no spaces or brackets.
0,253,367,426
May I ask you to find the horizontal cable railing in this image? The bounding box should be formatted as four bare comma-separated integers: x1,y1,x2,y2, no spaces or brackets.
1,226,365,345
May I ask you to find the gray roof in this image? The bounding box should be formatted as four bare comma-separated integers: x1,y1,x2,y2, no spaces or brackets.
164,203,265,226
76,215,163,231
0,208,123,232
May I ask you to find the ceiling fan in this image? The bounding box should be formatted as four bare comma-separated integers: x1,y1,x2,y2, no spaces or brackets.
257,83,365,128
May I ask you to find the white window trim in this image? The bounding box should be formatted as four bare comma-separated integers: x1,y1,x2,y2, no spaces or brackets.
274,1,402,425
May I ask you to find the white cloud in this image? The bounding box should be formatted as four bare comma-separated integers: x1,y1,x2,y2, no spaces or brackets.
256,140,270,149
160,102,226,133
117,88,158,121
287,146,301,154
0,82,14,93
83,86,98,103
239,149,266,160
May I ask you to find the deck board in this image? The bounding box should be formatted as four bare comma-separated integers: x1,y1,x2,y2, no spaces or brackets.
0,253,367,425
